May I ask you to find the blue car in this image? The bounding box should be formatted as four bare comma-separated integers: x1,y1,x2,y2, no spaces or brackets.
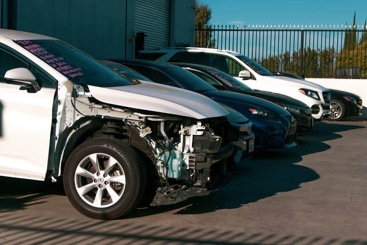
109,59,297,150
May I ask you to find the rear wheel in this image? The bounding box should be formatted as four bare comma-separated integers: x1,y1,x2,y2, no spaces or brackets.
63,138,145,220
329,99,345,121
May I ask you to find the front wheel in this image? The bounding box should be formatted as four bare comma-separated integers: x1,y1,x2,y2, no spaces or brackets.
329,99,345,121
63,138,145,220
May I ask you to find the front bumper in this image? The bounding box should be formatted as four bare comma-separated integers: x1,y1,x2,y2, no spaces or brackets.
311,103,330,120
346,103,363,117
294,112,314,134
252,117,297,149
232,132,255,162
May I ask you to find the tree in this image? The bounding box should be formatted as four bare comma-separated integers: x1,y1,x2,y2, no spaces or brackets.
359,19,367,44
195,0,211,28
343,12,357,50
337,13,367,78
194,1,215,47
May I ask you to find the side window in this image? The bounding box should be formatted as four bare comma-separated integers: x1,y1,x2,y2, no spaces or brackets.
126,65,180,88
208,54,244,77
136,53,166,61
32,67,56,88
209,55,230,74
226,57,244,77
189,69,228,90
0,47,56,88
0,48,28,78
169,52,211,66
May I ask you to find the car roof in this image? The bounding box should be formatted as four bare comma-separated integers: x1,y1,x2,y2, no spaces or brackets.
0,28,55,41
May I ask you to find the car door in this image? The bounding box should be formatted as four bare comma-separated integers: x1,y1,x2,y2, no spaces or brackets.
0,46,56,181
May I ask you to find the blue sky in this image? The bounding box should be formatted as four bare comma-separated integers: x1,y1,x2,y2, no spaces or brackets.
198,0,367,27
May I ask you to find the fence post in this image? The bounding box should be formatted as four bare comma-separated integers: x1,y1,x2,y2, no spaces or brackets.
299,28,304,78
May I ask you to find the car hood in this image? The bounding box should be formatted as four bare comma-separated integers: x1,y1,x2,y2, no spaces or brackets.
87,83,229,119
202,90,290,115
265,75,329,91
329,88,361,99
250,90,310,109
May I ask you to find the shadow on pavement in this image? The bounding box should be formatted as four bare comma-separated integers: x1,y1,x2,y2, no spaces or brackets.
1,212,366,245
0,177,64,212
128,121,364,217
0,121,365,217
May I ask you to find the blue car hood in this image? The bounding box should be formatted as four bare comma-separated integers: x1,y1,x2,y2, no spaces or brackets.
202,90,291,115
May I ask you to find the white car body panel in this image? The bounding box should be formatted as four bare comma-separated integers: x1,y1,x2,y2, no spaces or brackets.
138,47,331,120
0,85,54,180
0,29,230,182
237,75,330,119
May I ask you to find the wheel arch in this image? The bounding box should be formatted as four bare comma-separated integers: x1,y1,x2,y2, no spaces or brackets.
53,117,155,180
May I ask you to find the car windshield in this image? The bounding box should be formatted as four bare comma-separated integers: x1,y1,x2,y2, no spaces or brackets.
236,55,274,76
203,66,254,92
102,61,152,82
15,39,135,87
162,65,217,92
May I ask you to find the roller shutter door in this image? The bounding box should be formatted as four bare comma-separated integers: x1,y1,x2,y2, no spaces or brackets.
135,0,170,50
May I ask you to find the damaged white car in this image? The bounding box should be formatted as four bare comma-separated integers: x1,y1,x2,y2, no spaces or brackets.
0,29,254,219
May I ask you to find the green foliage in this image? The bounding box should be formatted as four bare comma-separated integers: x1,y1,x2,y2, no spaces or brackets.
343,12,357,50
359,20,367,44
337,13,367,78
194,0,215,47
260,47,336,78
337,38,367,77
195,0,211,28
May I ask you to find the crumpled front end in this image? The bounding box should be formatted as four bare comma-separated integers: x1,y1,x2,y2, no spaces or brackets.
144,116,236,206
57,83,239,207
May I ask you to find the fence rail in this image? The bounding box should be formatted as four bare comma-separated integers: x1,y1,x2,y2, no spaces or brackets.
195,25,367,78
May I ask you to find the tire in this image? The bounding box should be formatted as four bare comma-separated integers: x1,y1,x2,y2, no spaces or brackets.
329,99,345,121
63,138,145,220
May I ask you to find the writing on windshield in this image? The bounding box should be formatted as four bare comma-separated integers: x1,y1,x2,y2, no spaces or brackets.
15,39,133,87
16,40,83,79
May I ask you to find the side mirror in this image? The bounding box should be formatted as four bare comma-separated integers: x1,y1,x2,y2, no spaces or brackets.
4,68,40,93
238,70,251,80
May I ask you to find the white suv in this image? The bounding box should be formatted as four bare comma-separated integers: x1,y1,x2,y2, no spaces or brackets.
137,47,331,120
0,30,248,219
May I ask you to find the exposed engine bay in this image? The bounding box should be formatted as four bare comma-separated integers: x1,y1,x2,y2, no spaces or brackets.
56,85,238,206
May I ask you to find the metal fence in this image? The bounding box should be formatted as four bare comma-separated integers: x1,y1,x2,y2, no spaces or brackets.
195,25,367,79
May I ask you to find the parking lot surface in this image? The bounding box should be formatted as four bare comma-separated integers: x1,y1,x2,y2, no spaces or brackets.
1,120,367,245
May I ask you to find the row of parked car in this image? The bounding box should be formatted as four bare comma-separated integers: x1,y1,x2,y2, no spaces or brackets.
0,29,363,220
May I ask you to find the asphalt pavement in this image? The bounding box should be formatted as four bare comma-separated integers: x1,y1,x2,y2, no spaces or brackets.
1,120,367,245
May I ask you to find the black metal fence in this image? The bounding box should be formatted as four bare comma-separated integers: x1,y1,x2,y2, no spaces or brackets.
195,25,367,79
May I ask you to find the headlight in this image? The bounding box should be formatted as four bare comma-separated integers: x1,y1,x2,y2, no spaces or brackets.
249,108,273,118
299,89,320,100
283,105,301,114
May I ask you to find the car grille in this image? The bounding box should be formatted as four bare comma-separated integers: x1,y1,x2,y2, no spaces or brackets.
323,91,331,103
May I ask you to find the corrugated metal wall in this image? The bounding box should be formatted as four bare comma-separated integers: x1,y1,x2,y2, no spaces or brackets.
135,0,170,50
13,0,128,59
